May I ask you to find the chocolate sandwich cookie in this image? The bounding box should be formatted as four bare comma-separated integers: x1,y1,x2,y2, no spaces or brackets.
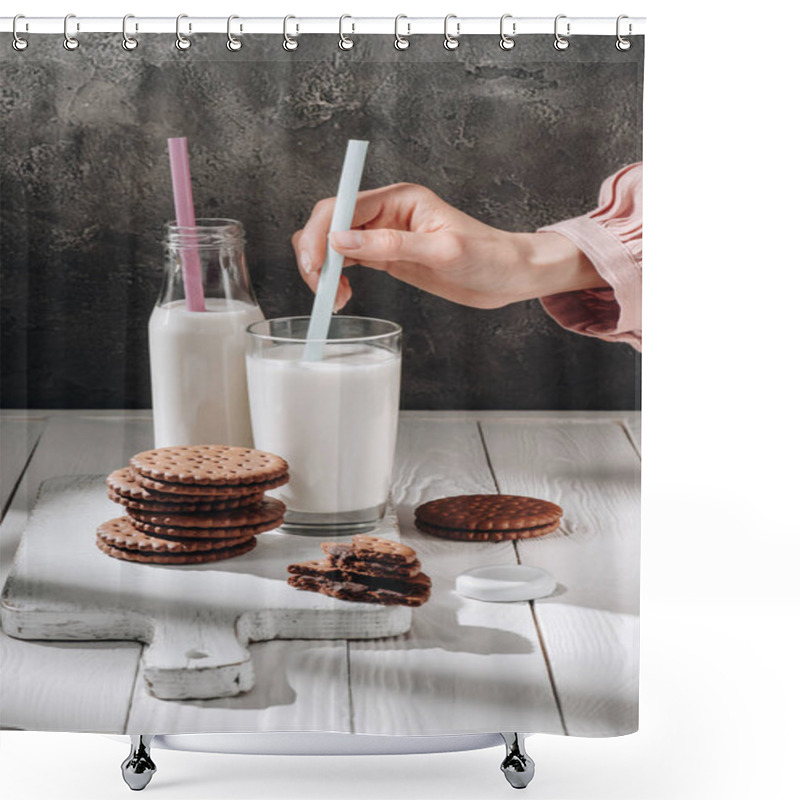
320,537,422,578
287,559,432,607
130,517,281,540
134,475,285,498
96,517,256,564
126,497,285,530
414,494,563,542
106,467,265,510
288,575,431,607
107,489,265,513
130,445,289,487
287,535,432,606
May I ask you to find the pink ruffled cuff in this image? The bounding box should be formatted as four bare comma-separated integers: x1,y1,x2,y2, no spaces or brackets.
538,162,642,351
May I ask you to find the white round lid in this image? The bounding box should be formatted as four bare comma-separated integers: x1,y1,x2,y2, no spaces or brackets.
455,564,557,602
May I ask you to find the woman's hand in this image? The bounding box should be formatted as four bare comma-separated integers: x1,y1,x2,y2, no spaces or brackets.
292,182,608,311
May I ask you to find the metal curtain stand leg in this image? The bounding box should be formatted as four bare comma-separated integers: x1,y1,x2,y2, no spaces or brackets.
117,733,530,790
121,735,157,791
500,732,535,789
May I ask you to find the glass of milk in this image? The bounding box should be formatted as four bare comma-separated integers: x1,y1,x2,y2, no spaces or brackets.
246,316,402,535
149,219,264,448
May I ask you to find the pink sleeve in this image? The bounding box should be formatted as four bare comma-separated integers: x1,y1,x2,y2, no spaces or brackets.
538,162,642,350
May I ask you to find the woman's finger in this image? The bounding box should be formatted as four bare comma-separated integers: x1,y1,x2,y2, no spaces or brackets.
334,275,352,312
292,229,313,288
297,257,352,312
293,228,359,284
295,183,431,277
330,228,463,270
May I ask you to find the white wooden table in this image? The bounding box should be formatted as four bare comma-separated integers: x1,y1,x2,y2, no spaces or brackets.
0,410,640,737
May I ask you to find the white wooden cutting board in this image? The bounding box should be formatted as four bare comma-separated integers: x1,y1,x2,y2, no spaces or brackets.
0,475,411,701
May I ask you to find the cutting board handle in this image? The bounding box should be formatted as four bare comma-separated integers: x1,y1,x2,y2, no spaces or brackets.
142,613,256,700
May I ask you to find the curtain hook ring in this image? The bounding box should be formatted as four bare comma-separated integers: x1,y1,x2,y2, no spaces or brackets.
394,14,410,50
283,15,299,51
553,14,570,51
615,14,632,51
443,14,459,50
12,14,29,51
63,13,79,51
339,14,354,50
122,14,138,51
175,14,191,50
227,15,243,51
499,13,516,50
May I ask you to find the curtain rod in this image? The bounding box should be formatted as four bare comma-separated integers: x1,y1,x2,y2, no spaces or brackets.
1,16,646,37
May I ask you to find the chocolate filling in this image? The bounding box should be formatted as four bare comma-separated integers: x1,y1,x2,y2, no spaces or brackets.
289,574,429,607
105,541,249,555
415,519,558,534
322,542,412,566
290,564,430,596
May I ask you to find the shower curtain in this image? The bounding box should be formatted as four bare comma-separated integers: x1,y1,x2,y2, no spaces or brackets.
0,29,642,739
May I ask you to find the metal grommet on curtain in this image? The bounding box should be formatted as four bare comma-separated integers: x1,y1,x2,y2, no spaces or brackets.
553,14,570,51
338,15,354,50
615,15,632,50
443,14,460,50
283,15,299,51
122,14,138,51
63,14,80,51
499,14,516,50
394,15,410,50
227,15,242,51
175,14,191,50
12,14,28,51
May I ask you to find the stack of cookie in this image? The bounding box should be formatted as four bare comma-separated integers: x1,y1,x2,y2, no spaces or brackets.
287,534,431,607
97,445,289,565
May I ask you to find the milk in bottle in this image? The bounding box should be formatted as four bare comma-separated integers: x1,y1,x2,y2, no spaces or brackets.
148,219,264,447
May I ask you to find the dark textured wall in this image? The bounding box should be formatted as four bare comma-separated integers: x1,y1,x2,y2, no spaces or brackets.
0,34,642,410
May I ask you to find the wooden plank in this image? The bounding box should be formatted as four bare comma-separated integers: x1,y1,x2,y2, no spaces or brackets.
530,604,639,736
0,639,142,732
3,477,408,701
347,419,564,735
0,414,351,734
481,419,640,615
0,418,45,515
624,412,642,456
0,415,154,732
0,410,149,419
399,410,638,421
1,411,639,736
126,640,350,734
481,418,640,735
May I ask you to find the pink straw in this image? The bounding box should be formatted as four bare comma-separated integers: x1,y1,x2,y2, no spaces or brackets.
167,137,206,312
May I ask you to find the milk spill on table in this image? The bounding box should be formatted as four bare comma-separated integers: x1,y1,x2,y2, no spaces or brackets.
149,298,264,447
246,343,401,514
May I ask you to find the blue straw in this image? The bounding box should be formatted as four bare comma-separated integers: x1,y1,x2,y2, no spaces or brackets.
303,140,369,361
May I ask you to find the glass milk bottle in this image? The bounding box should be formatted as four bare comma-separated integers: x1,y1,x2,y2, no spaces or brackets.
148,219,264,448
